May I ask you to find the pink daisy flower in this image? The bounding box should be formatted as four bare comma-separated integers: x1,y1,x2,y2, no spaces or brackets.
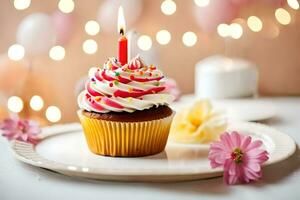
0,116,41,145
208,131,269,185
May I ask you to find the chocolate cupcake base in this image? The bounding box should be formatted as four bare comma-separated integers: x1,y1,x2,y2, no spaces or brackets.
78,106,174,157
82,105,173,122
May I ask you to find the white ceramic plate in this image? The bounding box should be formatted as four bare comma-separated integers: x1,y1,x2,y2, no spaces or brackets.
11,122,295,182
171,95,276,122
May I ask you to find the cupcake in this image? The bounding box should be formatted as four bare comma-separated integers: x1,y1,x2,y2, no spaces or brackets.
77,55,174,157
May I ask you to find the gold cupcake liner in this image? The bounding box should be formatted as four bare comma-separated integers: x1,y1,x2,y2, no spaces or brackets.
77,110,174,157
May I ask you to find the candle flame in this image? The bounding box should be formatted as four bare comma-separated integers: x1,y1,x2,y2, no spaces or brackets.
118,6,126,35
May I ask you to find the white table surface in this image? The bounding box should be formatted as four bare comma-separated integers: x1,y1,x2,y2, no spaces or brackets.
1,97,299,200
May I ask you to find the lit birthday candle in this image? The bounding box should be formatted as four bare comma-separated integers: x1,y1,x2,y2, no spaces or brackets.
118,6,128,66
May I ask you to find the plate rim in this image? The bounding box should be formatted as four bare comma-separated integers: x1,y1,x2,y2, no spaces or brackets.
10,122,296,181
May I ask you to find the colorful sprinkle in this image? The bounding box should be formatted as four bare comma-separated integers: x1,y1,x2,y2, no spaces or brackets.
109,82,113,87
139,71,144,75
154,82,160,86
128,88,133,92
114,80,119,85
149,73,152,76
150,65,156,70
128,97,133,103
115,72,120,76
91,78,96,82
130,75,134,80
95,96,101,102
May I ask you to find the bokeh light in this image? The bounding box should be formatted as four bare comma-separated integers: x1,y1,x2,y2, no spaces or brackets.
14,0,31,10
156,30,171,45
7,96,24,113
82,39,98,54
217,24,230,38
247,16,263,32
194,0,210,7
182,31,197,47
85,20,100,36
88,67,98,77
30,95,44,111
229,23,243,39
58,0,75,14
161,0,177,15
275,8,291,25
49,46,65,61
46,106,62,123
137,35,152,51
8,44,25,61
287,0,299,10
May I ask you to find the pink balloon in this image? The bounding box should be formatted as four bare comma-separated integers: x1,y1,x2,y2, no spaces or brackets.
194,0,239,33
52,11,74,45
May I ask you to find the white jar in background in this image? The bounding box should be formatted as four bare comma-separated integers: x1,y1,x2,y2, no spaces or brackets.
195,55,258,99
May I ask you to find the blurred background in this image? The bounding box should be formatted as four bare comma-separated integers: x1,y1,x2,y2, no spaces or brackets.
0,0,299,124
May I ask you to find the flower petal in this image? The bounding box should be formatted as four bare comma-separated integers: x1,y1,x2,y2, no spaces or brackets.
220,132,234,150
231,131,242,147
247,162,261,172
245,140,263,152
240,136,252,150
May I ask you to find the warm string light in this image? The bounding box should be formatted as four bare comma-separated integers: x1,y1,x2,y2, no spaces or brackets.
88,67,98,77
85,20,100,36
46,106,62,123
161,0,177,15
230,23,243,39
156,30,171,45
217,24,230,37
137,35,152,51
7,44,25,61
82,39,98,54
49,46,65,61
7,96,24,113
58,0,75,14
182,31,197,47
7,95,61,123
194,0,210,7
287,0,299,10
29,95,44,111
247,16,263,32
275,8,292,25
14,0,31,10
217,23,243,39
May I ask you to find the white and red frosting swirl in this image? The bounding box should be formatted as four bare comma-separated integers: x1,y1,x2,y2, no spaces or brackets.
78,55,175,113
